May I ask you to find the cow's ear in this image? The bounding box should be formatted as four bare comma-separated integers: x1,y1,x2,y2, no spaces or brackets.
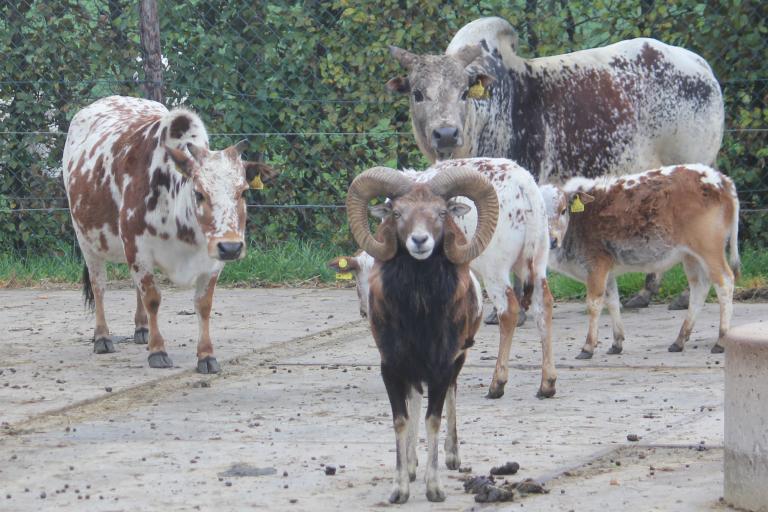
245,161,278,186
327,256,360,272
447,199,472,218
167,146,194,177
473,73,494,88
369,202,392,219
578,192,595,204
389,45,418,70
386,76,410,94
187,142,208,163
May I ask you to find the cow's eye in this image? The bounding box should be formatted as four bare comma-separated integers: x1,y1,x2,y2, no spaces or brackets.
241,189,248,199
393,211,401,219
195,191,204,204
413,90,424,103
560,208,567,215
439,209,447,218
461,89,468,101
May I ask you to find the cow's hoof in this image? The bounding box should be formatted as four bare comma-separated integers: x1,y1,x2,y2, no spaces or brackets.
389,488,409,504
607,345,623,355
133,328,149,345
536,379,557,399
485,383,505,399
517,309,527,327
668,343,683,353
148,351,173,368
710,344,725,354
408,470,416,482
445,452,461,470
575,350,593,360
484,308,499,325
196,356,221,374
667,291,690,311
426,487,446,502
623,292,650,309
93,337,115,354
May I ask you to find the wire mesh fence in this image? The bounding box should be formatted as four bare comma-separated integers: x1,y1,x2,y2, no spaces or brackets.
1,0,766,268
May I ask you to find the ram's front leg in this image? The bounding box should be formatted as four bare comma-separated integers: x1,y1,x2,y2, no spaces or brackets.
194,273,220,374
381,364,410,504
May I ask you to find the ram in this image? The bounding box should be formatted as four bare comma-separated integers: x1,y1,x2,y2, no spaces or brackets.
541,164,739,358
63,96,275,372
333,158,556,400
346,165,497,503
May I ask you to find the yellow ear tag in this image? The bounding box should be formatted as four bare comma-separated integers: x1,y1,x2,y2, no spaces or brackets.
570,196,585,213
335,272,353,281
249,175,264,190
337,258,348,269
468,82,489,100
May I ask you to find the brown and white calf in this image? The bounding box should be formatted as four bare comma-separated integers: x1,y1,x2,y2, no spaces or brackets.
540,164,740,358
63,95,275,373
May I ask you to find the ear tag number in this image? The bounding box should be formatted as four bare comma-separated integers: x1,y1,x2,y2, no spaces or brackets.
468,82,489,100
335,272,353,281
249,175,265,190
570,196,585,213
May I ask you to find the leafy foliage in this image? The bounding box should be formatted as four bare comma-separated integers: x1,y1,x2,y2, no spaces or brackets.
1,0,766,262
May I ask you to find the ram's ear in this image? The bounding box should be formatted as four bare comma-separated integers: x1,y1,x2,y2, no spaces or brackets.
447,199,472,218
369,202,393,219
166,146,194,177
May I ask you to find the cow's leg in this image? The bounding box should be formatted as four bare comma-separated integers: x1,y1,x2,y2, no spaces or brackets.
84,255,114,354
531,275,557,398
577,266,609,359
424,374,452,502
133,288,149,345
381,363,410,504
444,352,465,470
669,255,709,352
406,386,422,481
485,276,526,327
194,273,220,374
605,275,626,355
133,269,173,368
706,254,734,354
486,280,519,399
623,272,659,309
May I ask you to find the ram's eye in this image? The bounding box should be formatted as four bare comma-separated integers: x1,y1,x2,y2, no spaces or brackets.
461,89,468,101
195,191,205,203
413,90,424,102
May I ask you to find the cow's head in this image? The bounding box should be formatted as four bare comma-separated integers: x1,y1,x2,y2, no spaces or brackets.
386,44,494,162
167,141,277,261
540,184,594,249
328,252,374,318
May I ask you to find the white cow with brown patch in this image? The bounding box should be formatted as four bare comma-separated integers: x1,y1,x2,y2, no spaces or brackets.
541,164,740,358
63,95,275,373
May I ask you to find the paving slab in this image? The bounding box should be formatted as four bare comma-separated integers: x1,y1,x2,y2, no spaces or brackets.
1,287,765,511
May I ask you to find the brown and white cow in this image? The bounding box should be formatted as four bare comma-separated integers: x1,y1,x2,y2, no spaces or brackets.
387,16,725,309
540,164,740,358
63,95,275,373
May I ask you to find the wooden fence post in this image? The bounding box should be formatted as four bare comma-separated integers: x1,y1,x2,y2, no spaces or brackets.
139,0,163,102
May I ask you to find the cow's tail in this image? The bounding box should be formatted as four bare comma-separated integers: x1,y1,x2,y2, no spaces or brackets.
728,187,741,281
82,264,95,312
519,185,545,312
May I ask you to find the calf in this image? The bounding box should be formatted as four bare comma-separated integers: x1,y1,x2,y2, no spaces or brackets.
63,95,275,372
541,164,740,358
346,165,498,503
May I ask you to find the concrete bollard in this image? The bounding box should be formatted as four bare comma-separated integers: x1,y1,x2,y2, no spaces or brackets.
724,322,768,512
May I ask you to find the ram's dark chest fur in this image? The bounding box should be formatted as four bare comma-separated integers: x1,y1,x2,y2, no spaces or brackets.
369,247,466,387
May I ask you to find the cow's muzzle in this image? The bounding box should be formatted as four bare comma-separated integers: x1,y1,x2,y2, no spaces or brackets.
431,126,461,151
217,241,244,261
